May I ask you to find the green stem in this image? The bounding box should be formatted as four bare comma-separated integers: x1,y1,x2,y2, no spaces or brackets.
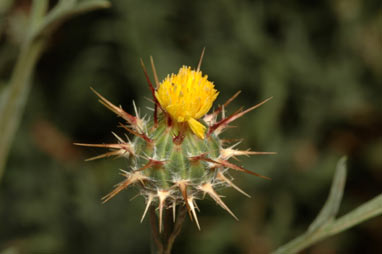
0,39,45,180
273,194,382,254
164,206,187,254
150,207,164,254
149,206,187,254
29,0,49,29
0,0,110,181
324,194,382,235
0,0,49,180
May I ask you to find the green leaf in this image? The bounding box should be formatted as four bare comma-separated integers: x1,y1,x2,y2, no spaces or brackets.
29,0,49,30
0,0,110,181
31,0,111,40
308,156,347,232
325,194,382,236
273,157,382,254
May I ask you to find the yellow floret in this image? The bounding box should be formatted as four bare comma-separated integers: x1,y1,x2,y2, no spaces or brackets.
155,66,219,139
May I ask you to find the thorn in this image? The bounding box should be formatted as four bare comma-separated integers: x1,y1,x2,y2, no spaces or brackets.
111,132,125,143
102,171,147,203
172,124,186,145
136,159,165,171
188,153,208,163
129,193,141,201
208,97,272,136
141,193,155,223
217,172,251,198
176,180,192,219
119,123,152,144
157,190,170,233
90,87,137,126
197,47,206,72
188,154,219,171
193,199,201,212
216,159,271,180
172,199,177,223
221,147,276,160
74,142,134,161
226,96,272,125
124,134,132,143
144,96,155,104
132,100,142,125
167,115,172,127
85,150,126,161
74,142,133,154
227,141,242,149
204,91,241,125
208,107,243,136
196,155,270,180
140,58,160,125
140,58,156,96
220,138,243,146
199,182,238,221
224,91,242,108
187,197,201,230
150,56,160,89
74,143,126,149
150,56,160,127
237,150,276,156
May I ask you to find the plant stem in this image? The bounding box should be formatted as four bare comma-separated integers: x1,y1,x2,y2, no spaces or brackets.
0,38,45,180
149,205,187,254
164,206,187,254
0,0,49,179
0,0,110,181
150,207,164,254
273,194,382,254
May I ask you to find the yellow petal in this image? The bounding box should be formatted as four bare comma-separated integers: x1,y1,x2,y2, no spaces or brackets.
187,118,206,139
156,66,218,126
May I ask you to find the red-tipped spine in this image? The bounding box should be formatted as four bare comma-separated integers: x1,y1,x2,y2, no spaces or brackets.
208,97,272,136
188,153,208,163
204,90,241,123
216,159,271,180
137,159,166,171
196,155,270,180
119,123,152,144
172,123,186,145
140,59,161,126
208,107,243,136
90,87,138,127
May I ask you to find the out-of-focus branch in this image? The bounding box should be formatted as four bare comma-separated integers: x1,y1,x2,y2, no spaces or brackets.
0,0,110,181
273,157,382,254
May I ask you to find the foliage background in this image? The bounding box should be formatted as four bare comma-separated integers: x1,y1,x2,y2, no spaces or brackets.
0,0,381,253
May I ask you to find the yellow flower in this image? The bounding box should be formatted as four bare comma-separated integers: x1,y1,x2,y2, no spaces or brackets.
155,66,219,139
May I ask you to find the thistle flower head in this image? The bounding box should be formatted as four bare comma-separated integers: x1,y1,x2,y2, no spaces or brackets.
75,52,274,231
155,66,219,139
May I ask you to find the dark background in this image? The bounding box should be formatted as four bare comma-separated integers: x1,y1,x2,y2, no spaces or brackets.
0,0,381,253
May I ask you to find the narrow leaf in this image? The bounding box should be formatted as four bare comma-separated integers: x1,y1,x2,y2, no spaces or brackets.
0,0,111,181
32,0,110,40
308,156,347,232
273,158,381,254
326,194,382,236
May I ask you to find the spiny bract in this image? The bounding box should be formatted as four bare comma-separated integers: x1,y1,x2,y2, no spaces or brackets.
75,53,274,231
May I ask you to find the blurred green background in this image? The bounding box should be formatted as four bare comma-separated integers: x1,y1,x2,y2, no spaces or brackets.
0,0,381,253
